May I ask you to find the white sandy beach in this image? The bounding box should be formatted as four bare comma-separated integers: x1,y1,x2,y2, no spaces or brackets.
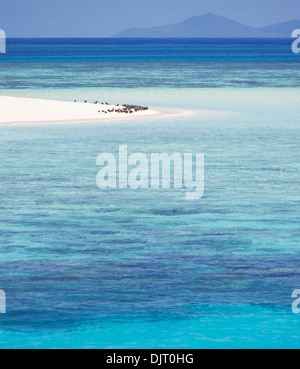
0,95,225,126
0,96,160,125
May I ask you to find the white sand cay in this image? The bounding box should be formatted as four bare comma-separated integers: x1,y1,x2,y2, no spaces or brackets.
0,96,160,126
0,96,225,126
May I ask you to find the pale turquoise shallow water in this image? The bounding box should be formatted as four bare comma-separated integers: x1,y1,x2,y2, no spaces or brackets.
0,86,299,348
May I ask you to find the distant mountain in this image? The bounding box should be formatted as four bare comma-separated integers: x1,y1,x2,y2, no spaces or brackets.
112,13,299,38
261,20,300,37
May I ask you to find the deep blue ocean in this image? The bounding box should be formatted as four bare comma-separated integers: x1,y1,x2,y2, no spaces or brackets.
1,38,298,62
0,39,300,348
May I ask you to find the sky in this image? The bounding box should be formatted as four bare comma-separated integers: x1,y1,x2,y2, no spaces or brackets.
0,0,299,37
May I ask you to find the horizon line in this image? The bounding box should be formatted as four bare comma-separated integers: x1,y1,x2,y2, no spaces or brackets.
4,36,294,40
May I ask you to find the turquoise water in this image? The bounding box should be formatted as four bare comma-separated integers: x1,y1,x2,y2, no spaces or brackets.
0,39,300,348
0,87,299,348
1,61,300,89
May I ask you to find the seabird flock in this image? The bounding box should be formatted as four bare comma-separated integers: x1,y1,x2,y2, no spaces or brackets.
74,100,149,114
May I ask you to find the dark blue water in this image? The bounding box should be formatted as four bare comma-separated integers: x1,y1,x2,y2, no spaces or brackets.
0,38,298,62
